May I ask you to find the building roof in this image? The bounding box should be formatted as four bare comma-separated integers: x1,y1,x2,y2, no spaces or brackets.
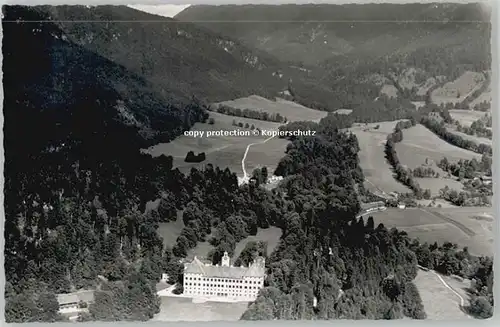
57,290,95,305
361,201,385,210
156,281,170,292
184,256,265,279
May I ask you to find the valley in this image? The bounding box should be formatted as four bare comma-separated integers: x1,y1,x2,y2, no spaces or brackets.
3,2,493,324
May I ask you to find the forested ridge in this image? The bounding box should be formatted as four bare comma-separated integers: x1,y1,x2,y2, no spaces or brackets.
176,3,491,114
176,3,490,86
242,117,428,319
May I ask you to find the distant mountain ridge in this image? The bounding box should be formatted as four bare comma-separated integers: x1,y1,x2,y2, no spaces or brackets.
175,3,491,70
23,5,296,104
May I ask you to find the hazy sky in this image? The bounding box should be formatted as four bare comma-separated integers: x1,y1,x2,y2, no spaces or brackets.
127,4,190,18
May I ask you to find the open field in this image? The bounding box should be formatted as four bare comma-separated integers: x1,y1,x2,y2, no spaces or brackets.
469,80,492,108
153,296,249,321
416,177,463,196
431,71,486,106
380,84,398,98
233,227,283,259
144,111,283,175
244,137,290,175
215,95,328,122
395,124,481,167
416,199,458,208
449,109,490,127
156,212,215,260
144,97,326,177
370,207,494,256
157,213,185,249
188,237,215,261
350,121,412,195
414,269,471,320
395,124,480,195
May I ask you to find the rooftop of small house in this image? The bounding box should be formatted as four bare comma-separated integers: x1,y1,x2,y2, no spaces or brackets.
57,290,95,306
361,201,386,210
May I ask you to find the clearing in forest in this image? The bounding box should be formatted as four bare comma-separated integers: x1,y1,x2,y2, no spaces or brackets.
350,121,412,195
414,269,471,320
370,207,494,256
395,124,480,166
233,227,283,259
215,95,328,122
144,111,282,175
431,71,486,105
395,124,481,194
153,296,248,321
449,109,490,127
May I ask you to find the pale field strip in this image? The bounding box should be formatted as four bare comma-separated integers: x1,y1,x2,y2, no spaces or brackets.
414,269,471,320
431,71,486,105
349,121,412,194
449,109,490,127
469,85,492,108
380,84,398,98
153,296,248,321
469,70,492,108
395,124,481,167
395,123,483,195
370,207,494,257
241,134,276,180
244,136,290,178
215,95,328,122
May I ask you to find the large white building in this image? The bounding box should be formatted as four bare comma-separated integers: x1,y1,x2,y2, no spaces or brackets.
183,252,265,301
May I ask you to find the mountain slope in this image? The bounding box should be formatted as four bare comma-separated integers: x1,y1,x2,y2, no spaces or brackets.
3,5,210,167
175,3,491,73
23,5,302,103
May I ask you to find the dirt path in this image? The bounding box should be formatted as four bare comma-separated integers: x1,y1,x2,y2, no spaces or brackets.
433,272,467,309
241,135,275,180
415,266,471,320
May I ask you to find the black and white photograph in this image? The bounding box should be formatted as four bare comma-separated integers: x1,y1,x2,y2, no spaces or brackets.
2,0,495,322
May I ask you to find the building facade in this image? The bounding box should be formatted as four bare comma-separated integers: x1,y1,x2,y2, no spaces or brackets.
183,252,265,301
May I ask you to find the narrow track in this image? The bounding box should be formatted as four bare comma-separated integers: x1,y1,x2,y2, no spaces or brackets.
241,135,275,180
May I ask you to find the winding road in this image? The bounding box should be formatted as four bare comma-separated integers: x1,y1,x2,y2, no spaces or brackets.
241,134,276,180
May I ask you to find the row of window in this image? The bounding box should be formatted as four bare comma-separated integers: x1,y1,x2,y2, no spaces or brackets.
185,283,260,289
185,276,261,284
185,290,258,297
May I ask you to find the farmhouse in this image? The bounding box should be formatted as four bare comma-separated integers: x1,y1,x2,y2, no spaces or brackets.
480,175,493,185
267,175,284,183
57,290,94,320
183,252,265,302
361,201,387,213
